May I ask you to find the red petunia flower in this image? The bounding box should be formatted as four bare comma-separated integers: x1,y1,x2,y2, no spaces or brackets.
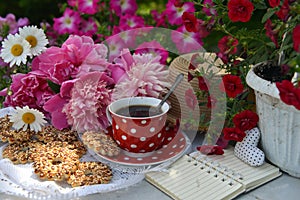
182,12,198,32
268,0,280,8
218,35,239,55
293,24,300,53
173,0,184,7
276,80,300,110
223,127,246,142
198,76,209,91
233,110,259,131
219,74,244,98
265,19,279,48
188,72,194,82
276,0,290,21
196,145,224,155
228,0,254,22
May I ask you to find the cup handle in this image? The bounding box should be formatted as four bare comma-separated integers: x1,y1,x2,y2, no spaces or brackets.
106,106,112,124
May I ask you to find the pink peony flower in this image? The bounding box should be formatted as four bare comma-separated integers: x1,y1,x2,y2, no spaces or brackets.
61,35,110,77
53,8,81,35
3,73,55,114
135,41,169,65
44,94,70,129
108,48,134,83
43,79,76,130
32,35,110,84
171,26,203,54
31,46,74,85
112,52,170,100
62,72,113,132
109,0,138,17
164,0,195,25
78,0,100,15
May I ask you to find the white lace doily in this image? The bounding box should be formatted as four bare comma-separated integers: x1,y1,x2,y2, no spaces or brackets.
0,107,190,199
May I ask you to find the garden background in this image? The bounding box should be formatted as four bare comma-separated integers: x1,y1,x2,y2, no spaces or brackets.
0,0,167,25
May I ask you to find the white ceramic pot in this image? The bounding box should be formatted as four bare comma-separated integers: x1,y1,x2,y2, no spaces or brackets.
246,65,300,178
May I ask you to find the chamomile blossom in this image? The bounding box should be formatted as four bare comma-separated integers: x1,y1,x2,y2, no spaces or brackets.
19,25,49,57
9,106,47,133
0,34,31,67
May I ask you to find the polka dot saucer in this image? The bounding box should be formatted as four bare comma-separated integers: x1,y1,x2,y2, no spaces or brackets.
90,125,190,167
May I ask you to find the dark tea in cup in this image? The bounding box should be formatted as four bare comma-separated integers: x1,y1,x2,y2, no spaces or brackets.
115,105,162,118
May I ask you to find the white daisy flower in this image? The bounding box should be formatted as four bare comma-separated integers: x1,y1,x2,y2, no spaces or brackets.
0,34,31,67
9,106,47,133
19,25,49,57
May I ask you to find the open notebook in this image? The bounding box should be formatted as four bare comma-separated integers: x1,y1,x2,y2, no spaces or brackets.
145,147,282,200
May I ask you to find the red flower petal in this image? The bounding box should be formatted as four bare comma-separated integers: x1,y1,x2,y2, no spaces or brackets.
228,0,254,22
188,72,194,82
268,0,280,7
276,80,300,110
182,12,198,32
233,110,259,131
223,127,246,142
219,74,244,98
196,145,224,155
198,76,209,91
293,25,300,53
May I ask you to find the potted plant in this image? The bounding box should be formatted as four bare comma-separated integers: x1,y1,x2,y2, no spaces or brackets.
181,0,300,176
244,1,300,177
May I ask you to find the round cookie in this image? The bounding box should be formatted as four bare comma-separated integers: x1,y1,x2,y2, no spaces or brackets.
0,115,12,132
42,140,86,158
2,141,43,164
81,131,120,157
36,126,86,157
0,115,34,143
36,125,77,143
32,146,80,181
67,162,112,187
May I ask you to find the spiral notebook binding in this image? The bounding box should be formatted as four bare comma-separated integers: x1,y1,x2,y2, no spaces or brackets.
189,151,245,182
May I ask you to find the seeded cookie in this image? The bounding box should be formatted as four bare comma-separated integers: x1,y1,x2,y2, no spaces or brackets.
2,140,43,164
0,115,34,143
67,161,112,187
32,145,80,181
36,125,77,143
81,131,120,157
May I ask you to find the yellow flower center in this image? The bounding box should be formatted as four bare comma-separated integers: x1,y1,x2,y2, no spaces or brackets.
65,18,71,25
26,35,37,48
11,44,23,56
22,112,36,124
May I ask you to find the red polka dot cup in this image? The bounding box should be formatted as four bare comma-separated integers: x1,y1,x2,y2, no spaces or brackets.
106,97,170,153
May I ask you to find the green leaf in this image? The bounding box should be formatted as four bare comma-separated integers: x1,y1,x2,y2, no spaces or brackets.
261,8,278,23
47,80,61,94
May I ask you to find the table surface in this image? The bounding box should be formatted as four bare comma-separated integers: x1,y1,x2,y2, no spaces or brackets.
1,132,300,200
